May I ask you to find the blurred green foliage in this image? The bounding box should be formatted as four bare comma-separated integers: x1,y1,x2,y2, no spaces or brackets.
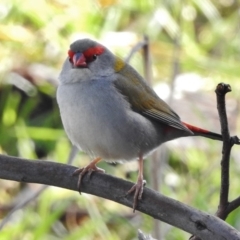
0,0,240,239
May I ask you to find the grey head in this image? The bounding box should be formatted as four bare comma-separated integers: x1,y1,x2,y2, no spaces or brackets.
59,38,117,84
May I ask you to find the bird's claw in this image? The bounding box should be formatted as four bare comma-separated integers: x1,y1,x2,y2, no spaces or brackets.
73,164,105,193
126,178,146,212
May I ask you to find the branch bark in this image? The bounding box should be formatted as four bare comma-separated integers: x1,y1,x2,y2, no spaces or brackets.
190,83,240,240
215,83,233,220
0,154,240,239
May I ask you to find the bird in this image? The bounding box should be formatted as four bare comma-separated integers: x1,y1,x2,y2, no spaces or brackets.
57,38,225,212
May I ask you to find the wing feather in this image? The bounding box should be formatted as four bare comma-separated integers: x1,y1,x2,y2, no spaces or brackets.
113,63,192,134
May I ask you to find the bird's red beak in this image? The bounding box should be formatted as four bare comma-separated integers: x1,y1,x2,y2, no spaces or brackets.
72,52,87,68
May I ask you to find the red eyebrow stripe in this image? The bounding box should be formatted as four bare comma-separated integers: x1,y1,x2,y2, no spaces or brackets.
83,45,104,58
68,50,74,58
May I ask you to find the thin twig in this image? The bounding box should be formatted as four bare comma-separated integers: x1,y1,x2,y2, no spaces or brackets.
142,35,162,239
168,3,182,105
0,185,48,229
138,229,157,240
142,35,152,85
124,38,148,63
227,196,240,214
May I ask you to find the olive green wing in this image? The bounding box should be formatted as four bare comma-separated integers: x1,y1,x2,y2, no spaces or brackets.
114,65,191,133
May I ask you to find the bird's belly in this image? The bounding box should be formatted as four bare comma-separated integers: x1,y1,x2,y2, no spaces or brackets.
57,81,162,161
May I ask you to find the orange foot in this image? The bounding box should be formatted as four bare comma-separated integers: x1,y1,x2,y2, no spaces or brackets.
73,157,104,192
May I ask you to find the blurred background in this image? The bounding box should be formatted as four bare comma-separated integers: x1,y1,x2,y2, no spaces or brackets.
0,0,240,239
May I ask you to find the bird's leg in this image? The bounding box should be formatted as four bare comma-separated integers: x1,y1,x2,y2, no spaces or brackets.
127,154,146,212
73,157,104,192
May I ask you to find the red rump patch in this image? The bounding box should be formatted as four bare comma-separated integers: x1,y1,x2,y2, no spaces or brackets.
182,122,209,133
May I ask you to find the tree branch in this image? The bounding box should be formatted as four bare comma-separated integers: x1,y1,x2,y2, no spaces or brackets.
0,154,240,239
214,83,240,221
191,83,240,240
227,196,240,215
215,83,232,220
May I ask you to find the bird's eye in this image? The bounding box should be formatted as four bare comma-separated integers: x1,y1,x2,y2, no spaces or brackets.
84,54,97,64
92,54,97,60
